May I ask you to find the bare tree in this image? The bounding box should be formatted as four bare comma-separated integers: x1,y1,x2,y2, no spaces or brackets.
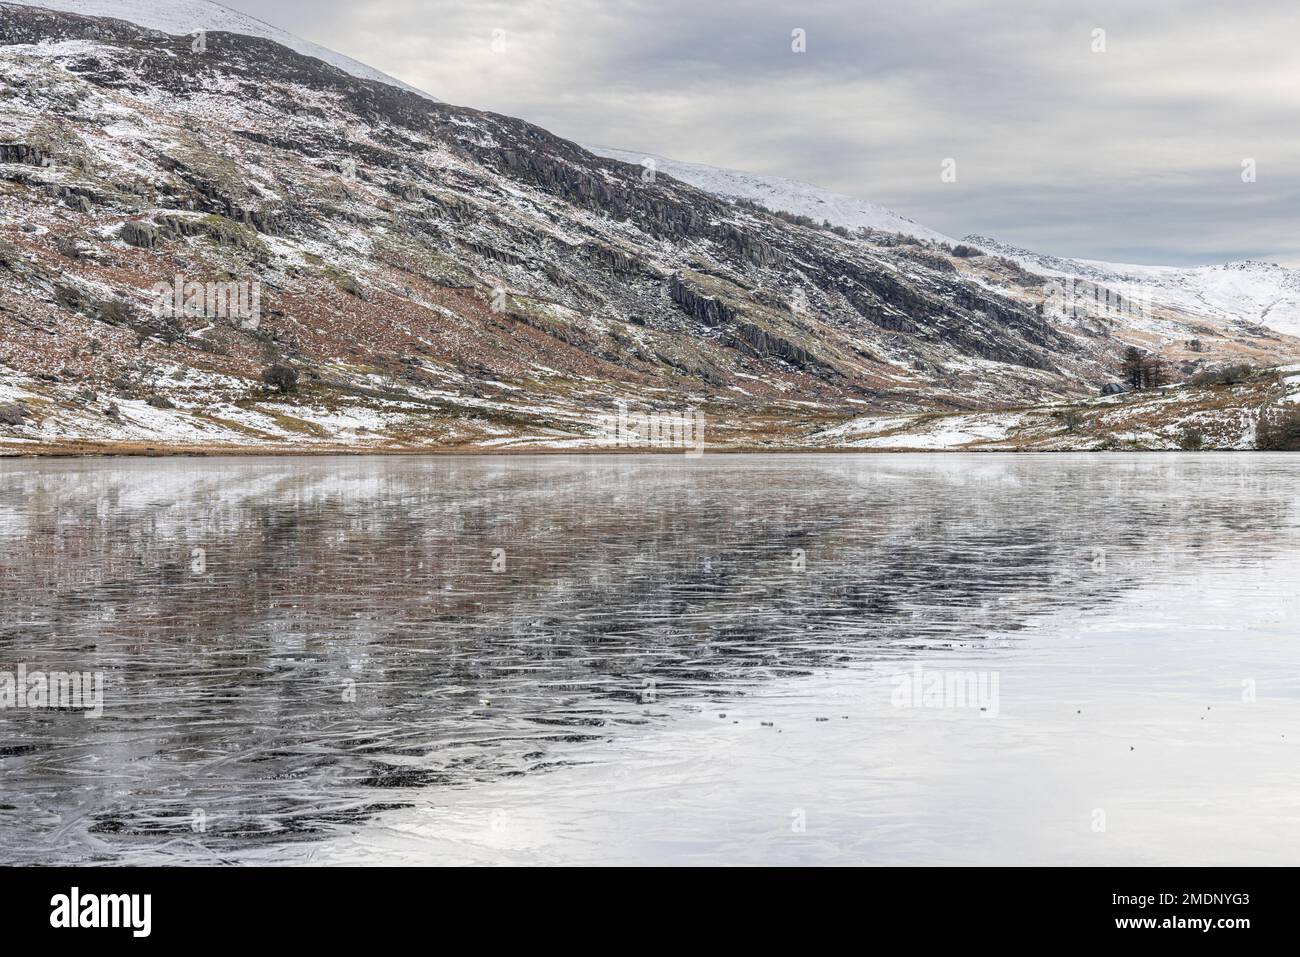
1119,347,1168,390
1120,346,1146,389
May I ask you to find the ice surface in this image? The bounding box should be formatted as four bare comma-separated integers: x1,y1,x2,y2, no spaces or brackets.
1,453,1297,864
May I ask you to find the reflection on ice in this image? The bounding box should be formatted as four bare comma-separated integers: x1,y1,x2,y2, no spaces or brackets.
0,453,1295,864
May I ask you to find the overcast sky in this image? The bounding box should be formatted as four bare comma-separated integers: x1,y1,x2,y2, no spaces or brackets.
221,0,1300,267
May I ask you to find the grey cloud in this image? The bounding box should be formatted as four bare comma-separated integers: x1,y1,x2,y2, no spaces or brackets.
220,0,1300,266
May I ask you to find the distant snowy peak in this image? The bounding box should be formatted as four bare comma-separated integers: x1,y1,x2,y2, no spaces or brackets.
964,233,1294,286
4,0,436,100
586,146,955,246
964,234,1300,338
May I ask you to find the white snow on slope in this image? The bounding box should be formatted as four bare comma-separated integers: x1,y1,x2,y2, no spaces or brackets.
586,145,955,245
966,234,1300,338
1071,260,1300,339
5,0,437,100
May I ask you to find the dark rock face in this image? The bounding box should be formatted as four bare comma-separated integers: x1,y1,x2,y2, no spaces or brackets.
727,322,825,374
119,221,159,249
584,243,650,277
0,143,50,166
714,225,779,268
1100,382,1130,396
56,188,94,212
668,274,736,328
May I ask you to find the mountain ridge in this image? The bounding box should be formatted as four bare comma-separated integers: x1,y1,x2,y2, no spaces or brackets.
585,145,956,247
11,0,1295,315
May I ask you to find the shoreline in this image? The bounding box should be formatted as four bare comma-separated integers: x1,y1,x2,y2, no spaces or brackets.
0,442,1270,460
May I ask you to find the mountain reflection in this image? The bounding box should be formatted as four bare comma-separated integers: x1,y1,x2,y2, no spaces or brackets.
0,453,1292,863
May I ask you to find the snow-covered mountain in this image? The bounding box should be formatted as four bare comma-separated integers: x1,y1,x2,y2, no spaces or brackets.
586,146,955,246
585,151,1300,341
12,0,1291,334
5,0,435,99
963,235,1300,339
1,0,1297,454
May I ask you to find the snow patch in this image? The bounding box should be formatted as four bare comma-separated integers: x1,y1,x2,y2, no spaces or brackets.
7,0,438,101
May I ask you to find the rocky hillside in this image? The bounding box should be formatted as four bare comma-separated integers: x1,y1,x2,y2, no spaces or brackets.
811,364,1300,451
1,1,1297,454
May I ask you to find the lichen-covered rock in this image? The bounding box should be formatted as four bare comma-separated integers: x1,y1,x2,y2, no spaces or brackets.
119,220,160,249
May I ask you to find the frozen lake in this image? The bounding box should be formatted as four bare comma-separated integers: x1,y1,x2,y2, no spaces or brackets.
0,453,1297,864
